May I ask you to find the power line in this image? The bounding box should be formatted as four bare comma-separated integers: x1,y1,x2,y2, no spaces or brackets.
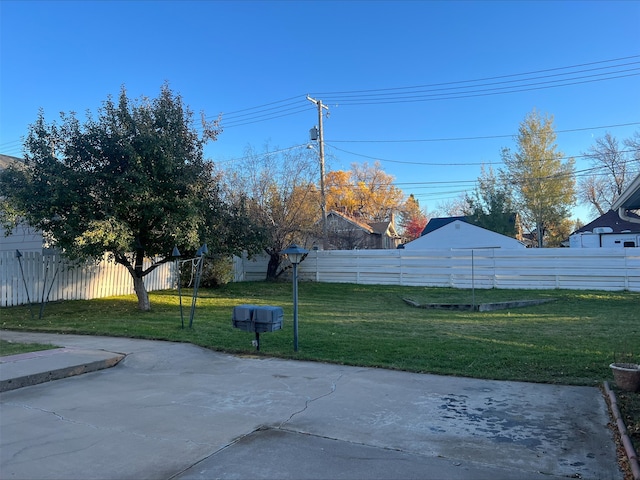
326,143,498,166
213,55,640,128
213,143,310,165
218,95,302,117
329,122,640,144
311,55,640,97
0,139,23,148
326,143,639,167
315,71,640,106
317,67,640,102
399,164,640,202
354,162,636,189
216,60,639,126
3,56,638,155
220,105,313,129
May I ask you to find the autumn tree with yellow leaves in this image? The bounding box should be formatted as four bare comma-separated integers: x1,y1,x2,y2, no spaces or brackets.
325,161,405,222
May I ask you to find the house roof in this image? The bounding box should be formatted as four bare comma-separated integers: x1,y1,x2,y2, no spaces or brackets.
327,210,400,237
0,154,24,171
369,222,388,235
573,209,640,234
369,220,398,237
612,172,640,212
327,210,374,233
420,216,468,236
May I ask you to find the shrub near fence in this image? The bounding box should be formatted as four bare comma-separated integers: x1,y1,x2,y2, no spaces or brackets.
0,250,175,307
233,248,640,292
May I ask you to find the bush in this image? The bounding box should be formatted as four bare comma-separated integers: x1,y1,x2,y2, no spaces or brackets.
179,256,233,288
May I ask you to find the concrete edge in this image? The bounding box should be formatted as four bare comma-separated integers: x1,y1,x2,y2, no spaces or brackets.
402,298,554,312
0,354,125,393
604,381,640,480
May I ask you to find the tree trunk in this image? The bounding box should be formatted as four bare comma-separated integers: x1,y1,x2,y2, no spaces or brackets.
133,275,151,311
266,252,280,281
536,224,544,248
133,247,150,311
115,250,152,311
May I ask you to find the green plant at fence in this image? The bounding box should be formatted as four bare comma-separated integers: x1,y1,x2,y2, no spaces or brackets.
179,256,233,289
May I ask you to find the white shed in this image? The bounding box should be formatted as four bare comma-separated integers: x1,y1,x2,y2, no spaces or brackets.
403,219,525,250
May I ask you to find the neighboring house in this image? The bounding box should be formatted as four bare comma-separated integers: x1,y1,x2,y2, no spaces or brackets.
612,172,640,225
323,210,401,250
403,217,525,250
0,154,44,253
576,172,640,248
569,209,640,248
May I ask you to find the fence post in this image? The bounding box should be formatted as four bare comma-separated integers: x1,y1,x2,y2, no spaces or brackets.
624,250,629,290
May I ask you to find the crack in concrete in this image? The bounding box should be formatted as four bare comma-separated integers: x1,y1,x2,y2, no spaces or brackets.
8,436,105,465
278,373,344,428
6,402,94,427
167,373,348,479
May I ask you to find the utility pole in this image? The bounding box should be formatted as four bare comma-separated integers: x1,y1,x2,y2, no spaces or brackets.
307,95,329,249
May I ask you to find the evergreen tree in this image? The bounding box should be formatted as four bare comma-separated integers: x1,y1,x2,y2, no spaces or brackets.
464,165,518,237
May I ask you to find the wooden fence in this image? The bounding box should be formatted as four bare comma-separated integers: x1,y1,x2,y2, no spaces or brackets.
0,250,175,307
233,248,640,292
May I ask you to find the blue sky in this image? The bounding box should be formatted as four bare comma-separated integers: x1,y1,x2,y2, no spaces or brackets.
1,1,639,223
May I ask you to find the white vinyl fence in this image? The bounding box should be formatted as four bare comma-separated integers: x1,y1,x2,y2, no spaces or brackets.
233,248,640,292
1,250,175,307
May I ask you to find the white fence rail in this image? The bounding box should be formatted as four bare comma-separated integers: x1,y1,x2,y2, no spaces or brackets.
1,251,175,307
4,248,638,308
233,248,640,292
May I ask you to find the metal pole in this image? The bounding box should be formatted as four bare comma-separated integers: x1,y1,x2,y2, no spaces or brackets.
40,263,59,319
16,250,34,319
39,260,49,319
471,250,475,310
176,259,184,328
188,256,203,328
172,246,184,328
293,262,299,352
188,244,208,328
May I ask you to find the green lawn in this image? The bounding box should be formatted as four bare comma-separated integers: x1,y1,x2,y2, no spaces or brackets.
1,282,638,386
0,339,59,356
2,282,639,454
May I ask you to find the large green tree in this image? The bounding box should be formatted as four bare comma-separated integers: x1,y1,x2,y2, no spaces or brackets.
501,109,575,247
463,165,518,237
0,84,264,310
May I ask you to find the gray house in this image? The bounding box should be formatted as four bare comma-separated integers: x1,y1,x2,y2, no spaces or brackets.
323,210,401,250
